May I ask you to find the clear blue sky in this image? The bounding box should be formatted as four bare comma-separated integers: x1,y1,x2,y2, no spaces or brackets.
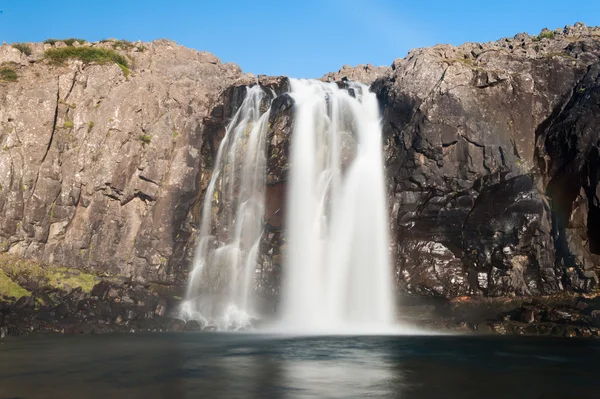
1,0,599,78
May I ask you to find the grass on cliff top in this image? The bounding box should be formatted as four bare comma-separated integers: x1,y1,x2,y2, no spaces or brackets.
44,47,129,68
0,269,30,300
0,66,17,82
533,31,556,41
44,38,87,46
12,43,32,56
0,253,100,296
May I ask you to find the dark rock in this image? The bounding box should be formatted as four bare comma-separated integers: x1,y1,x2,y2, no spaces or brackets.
91,281,112,300
35,311,56,322
54,303,69,319
125,309,139,321
166,319,186,332
185,320,202,331
521,308,536,324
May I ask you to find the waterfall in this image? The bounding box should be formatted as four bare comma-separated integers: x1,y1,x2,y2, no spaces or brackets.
278,79,396,333
180,85,271,330
181,79,398,334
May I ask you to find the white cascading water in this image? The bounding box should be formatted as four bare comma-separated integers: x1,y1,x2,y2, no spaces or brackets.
180,85,271,330
181,79,400,334
278,79,396,333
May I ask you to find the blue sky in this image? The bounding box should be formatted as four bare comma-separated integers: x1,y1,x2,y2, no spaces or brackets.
1,0,599,78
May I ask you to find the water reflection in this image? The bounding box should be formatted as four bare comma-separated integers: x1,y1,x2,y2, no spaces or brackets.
177,336,402,398
279,339,401,398
1,334,599,399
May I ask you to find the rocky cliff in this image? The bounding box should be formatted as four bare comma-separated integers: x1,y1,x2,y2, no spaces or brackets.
0,39,257,286
2,23,600,327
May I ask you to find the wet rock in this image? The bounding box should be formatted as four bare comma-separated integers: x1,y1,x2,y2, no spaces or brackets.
166,318,186,332
185,320,202,331
124,309,139,321
564,326,578,338
91,281,112,300
521,308,537,324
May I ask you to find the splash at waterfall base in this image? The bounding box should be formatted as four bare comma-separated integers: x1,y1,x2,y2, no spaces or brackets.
179,79,403,333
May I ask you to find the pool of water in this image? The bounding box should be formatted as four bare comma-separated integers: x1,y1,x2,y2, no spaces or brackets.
1,333,599,398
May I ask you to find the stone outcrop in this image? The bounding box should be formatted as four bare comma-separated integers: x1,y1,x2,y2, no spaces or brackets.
3,23,600,334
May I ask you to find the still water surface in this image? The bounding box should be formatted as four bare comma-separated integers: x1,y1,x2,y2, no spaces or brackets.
1,333,599,398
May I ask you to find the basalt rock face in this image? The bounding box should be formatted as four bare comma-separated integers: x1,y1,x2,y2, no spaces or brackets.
539,62,600,292
372,23,600,298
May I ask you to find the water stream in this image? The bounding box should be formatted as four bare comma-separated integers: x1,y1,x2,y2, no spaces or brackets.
182,80,397,333
279,79,396,333
180,86,271,330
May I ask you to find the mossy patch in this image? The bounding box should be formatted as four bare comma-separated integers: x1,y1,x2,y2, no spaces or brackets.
47,267,99,292
0,254,100,294
0,269,30,300
138,134,151,146
0,66,17,82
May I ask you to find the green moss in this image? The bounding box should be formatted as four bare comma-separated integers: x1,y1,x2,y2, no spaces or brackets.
12,43,32,56
0,254,100,294
63,120,74,129
88,121,95,132
0,270,30,300
47,267,99,293
138,134,151,146
0,66,17,82
44,47,129,68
